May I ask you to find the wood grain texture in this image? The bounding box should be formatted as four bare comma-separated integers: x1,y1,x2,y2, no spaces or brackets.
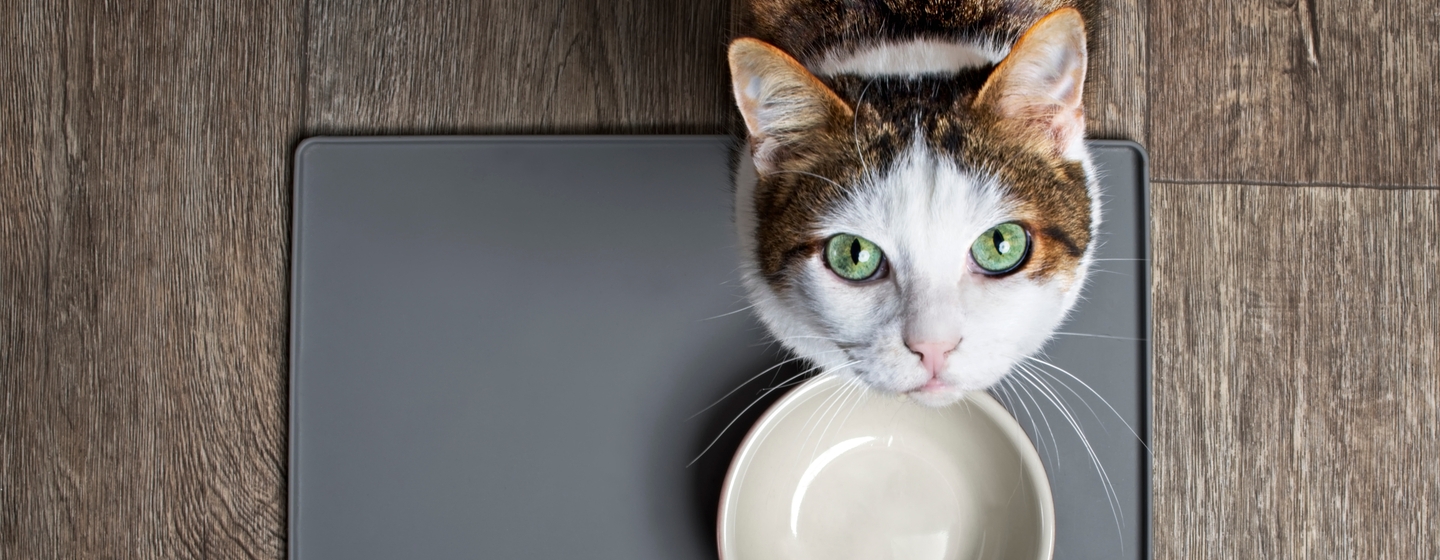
1148,0,1440,186
1084,0,1147,142
1151,181,1440,559
4,0,1438,558
1,1,299,557
305,0,734,134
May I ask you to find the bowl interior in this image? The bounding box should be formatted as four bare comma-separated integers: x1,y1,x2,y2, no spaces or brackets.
718,375,1054,560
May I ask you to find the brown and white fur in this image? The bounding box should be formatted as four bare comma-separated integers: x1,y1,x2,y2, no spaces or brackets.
729,0,1098,407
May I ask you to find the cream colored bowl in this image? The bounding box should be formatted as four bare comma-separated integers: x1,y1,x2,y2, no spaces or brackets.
718,374,1054,560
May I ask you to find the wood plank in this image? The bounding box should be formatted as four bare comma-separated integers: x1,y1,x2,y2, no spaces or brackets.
0,2,300,558
306,0,1142,139
1151,181,1440,558
0,3,67,553
1148,0,1440,186
1086,0,1148,142
305,0,734,134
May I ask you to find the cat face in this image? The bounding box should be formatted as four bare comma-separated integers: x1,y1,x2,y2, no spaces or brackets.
730,9,1095,407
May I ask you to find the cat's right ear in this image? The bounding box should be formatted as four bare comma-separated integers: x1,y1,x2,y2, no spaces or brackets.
729,38,853,174
973,8,1088,160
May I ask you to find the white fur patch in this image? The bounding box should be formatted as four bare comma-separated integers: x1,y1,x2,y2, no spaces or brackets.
813,39,1008,77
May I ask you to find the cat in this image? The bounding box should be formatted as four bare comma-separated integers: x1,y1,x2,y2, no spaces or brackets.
728,0,1098,408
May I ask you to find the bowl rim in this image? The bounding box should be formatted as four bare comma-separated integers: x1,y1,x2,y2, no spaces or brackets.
716,374,1056,560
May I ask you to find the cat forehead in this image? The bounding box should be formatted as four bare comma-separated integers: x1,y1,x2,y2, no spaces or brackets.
820,141,1014,266
816,72,998,182
827,71,991,142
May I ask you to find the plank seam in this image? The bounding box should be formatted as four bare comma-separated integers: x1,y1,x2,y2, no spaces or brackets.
1152,178,1440,191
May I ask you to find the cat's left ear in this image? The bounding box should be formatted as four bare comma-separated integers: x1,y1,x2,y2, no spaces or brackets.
729,38,853,173
974,8,1088,160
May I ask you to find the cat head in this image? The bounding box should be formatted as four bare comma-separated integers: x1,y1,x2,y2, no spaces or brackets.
728,9,1097,407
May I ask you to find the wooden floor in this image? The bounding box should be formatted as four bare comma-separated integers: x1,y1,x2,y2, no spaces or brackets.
3,1,1436,557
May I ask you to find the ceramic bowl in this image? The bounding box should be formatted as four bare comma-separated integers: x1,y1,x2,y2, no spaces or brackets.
718,374,1054,560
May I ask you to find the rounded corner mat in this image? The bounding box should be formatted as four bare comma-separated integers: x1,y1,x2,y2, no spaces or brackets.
289,136,1150,559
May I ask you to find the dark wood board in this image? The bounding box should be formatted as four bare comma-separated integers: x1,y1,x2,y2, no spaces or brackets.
1151,182,1440,559
1148,0,1440,187
304,0,734,135
2,0,1437,558
1,1,301,558
1083,0,1148,142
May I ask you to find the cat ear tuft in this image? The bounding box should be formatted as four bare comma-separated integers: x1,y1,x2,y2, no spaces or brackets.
729,38,852,173
974,8,1088,160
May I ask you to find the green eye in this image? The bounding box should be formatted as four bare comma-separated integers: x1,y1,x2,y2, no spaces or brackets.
825,234,885,281
970,222,1030,274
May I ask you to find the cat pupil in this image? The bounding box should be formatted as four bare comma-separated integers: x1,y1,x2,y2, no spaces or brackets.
850,239,863,264
993,230,1006,253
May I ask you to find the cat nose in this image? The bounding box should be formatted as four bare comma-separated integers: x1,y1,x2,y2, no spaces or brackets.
906,339,960,379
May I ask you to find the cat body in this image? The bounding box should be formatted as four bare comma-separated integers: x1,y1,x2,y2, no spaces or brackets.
729,0,1098,406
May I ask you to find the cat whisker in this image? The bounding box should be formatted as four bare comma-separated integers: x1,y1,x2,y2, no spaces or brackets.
700,304,755,322
1005,374,1061,470
883,394,905,437
1018,375,1065,470
1005,376,1059,469
1027,369,1101,447
788,362,863,459
766,371,818,392
810,379,862,458
1016,362,1105,435
749,334,851,349
1016,363,1092,478
995,380,1063,475
1051,331,1147,342
685,360,849,468
853,78,876,178
987,383,1019,428
1089,258,1148,262
998,377,1051,469
725,365,848,487
1012,368,1126,549
769,170,845,190
764,358,847,397
801,374,858,457
836,378,870,435
1025,356,1149,453
686,350,842,421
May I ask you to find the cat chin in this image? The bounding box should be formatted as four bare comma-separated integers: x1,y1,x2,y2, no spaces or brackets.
883,375,1004,408
906,387,970,408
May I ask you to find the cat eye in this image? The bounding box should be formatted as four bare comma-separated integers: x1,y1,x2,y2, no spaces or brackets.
970,222,1030,275
824,233,886,282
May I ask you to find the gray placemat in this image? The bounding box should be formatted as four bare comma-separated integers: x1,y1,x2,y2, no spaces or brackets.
289,136,1150,559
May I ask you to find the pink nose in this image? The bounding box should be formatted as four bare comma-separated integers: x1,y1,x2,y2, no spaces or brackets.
906,339,959,379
